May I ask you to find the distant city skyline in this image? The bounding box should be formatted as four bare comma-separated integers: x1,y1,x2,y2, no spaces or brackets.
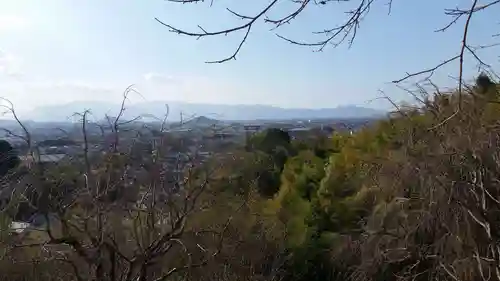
0,0,499,115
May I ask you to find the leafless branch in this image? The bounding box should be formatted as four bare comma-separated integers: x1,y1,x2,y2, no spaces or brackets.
157,0,382,62
157,0,280,63
0,97,32,150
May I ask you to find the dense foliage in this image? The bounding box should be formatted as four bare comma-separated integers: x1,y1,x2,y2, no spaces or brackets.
0,140,20,177
1,74,500,281
219,74,500,281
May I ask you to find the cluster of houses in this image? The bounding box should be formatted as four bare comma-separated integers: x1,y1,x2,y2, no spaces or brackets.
2,116,369,235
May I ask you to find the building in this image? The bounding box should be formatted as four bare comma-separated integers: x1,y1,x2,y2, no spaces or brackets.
19,153,66,167
243,125,261,133
286,127,313,139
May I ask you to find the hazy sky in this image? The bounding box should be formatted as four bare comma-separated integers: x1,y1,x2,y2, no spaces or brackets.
0,0,499,114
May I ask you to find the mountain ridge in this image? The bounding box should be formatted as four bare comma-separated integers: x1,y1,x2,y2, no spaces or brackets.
23,101,386,122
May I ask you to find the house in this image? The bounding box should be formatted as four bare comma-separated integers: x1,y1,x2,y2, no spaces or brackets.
9,213,62,238
286,127,313,139
243,125,261,132
19,153,66,167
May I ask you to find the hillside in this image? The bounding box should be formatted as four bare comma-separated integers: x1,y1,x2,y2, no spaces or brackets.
3,76,500,281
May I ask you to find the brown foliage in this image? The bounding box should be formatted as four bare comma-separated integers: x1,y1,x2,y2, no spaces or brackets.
352,78,500,281
0,92,285,281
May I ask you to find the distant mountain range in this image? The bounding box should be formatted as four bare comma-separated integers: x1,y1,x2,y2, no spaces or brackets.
21,101,386,122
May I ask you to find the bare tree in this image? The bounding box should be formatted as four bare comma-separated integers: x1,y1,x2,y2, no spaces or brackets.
0,98,32,154
346,77,500,281
0,90,287,281
157,0,500,112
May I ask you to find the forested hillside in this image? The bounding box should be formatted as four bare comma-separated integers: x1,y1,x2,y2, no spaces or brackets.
0,74,499,281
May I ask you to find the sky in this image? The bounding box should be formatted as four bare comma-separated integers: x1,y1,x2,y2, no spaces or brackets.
0,0,499,115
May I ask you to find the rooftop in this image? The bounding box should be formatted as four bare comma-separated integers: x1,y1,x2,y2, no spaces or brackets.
20,154,66,163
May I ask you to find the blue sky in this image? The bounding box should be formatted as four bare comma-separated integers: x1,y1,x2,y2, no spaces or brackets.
0,0,499,114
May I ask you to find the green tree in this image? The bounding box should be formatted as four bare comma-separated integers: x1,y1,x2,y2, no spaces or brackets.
244,128,293,196
248,128,290,154
0,139,20,177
